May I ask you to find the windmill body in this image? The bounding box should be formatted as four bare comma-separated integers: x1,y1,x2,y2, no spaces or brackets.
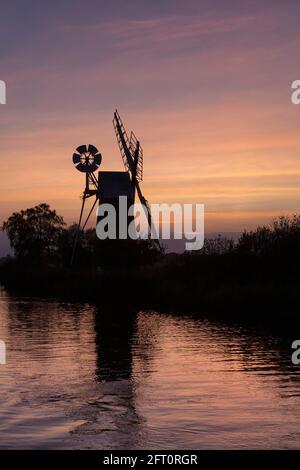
97,170,134,237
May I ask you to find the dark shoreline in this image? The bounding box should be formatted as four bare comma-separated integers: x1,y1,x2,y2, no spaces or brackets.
1,253,299,332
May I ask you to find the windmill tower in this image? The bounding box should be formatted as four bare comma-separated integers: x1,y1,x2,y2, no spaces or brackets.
71,110,159,264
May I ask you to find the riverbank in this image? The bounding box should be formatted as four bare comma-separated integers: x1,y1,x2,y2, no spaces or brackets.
1,253,299,328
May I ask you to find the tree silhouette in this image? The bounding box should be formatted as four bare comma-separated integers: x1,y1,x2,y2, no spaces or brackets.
237,214,300,257
2,203,65,263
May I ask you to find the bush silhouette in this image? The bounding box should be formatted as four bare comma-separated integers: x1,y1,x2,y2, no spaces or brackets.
2,203,65,264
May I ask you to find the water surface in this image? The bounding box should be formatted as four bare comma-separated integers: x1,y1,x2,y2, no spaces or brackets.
0,288,299,449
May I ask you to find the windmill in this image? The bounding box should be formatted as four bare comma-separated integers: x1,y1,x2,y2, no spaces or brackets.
71,110,160,265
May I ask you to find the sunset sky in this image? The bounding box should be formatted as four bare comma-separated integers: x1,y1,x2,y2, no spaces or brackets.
1,0,300,241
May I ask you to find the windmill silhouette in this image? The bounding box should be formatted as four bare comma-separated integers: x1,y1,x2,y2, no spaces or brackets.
71,110,160,265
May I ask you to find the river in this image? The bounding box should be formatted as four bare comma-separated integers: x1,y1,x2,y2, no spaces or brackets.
0,288,299,449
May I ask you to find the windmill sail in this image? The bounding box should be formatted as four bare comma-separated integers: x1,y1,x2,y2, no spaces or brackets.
113,109,132,172
113,110,160,246
129,131,143,182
